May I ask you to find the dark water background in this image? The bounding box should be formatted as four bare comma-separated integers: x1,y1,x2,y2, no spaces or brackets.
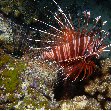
0,0,111,58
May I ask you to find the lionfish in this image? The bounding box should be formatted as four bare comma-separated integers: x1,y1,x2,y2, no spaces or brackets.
30,0,110,81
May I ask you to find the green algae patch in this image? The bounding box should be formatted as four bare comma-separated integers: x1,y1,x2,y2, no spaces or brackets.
1,60,27,93
0,47,27,109
0,46,27,94
15,90,49,110
0,54,10,67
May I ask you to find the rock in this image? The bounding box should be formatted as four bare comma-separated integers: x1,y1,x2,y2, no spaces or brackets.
61,95,88,110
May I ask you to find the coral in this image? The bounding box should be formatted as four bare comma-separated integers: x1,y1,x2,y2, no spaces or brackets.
97,94,105,102
60,95,88,110
107,82,111,98
101,58,111,74
0,16,13,42
21,58,57,100
16,57,60,110
85,98,101,110
60,95,101,110
105,101,111,110
14,90,49,110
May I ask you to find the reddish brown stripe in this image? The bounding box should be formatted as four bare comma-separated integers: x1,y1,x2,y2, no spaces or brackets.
69,41,75,59
52,46,58,62
60,45,65,61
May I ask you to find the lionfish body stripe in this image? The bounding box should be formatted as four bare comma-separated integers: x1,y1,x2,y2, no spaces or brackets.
36,0,110,81
43,29,98,61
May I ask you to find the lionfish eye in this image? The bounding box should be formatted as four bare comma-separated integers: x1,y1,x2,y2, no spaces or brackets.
45,47,52,52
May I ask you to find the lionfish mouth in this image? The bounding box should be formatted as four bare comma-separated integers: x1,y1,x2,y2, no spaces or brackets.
29,0,110,81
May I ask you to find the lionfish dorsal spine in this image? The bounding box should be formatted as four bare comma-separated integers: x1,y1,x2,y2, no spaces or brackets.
29,0,110,81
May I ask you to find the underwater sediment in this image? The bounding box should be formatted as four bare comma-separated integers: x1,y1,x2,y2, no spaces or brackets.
1,42,111,110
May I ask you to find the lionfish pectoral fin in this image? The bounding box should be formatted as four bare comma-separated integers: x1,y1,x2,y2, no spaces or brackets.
89,66,93,76
73,64,85,81
85,65,93,79
89,61,96,76
74,62,90,81
64,62,84,81
82,61,95,80
86,66,91,79
63,66,75,80
81,64,87,80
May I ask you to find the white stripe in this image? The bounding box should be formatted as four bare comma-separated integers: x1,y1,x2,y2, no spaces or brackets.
45,46,51,49
74,38,76,57
58,46,62,61
35,39,41,42
76,36,79,56
84,36,86,50
91,42,95,53
55,46,62,61
86,36,89,48
52,0,74,30
94,40,97,52
78,36,80,54
103,50,110,52
63,44,68,60
37,19,63,33
30,26,60,37
85,36,91,53
54,13,64,27
88,36,90,43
